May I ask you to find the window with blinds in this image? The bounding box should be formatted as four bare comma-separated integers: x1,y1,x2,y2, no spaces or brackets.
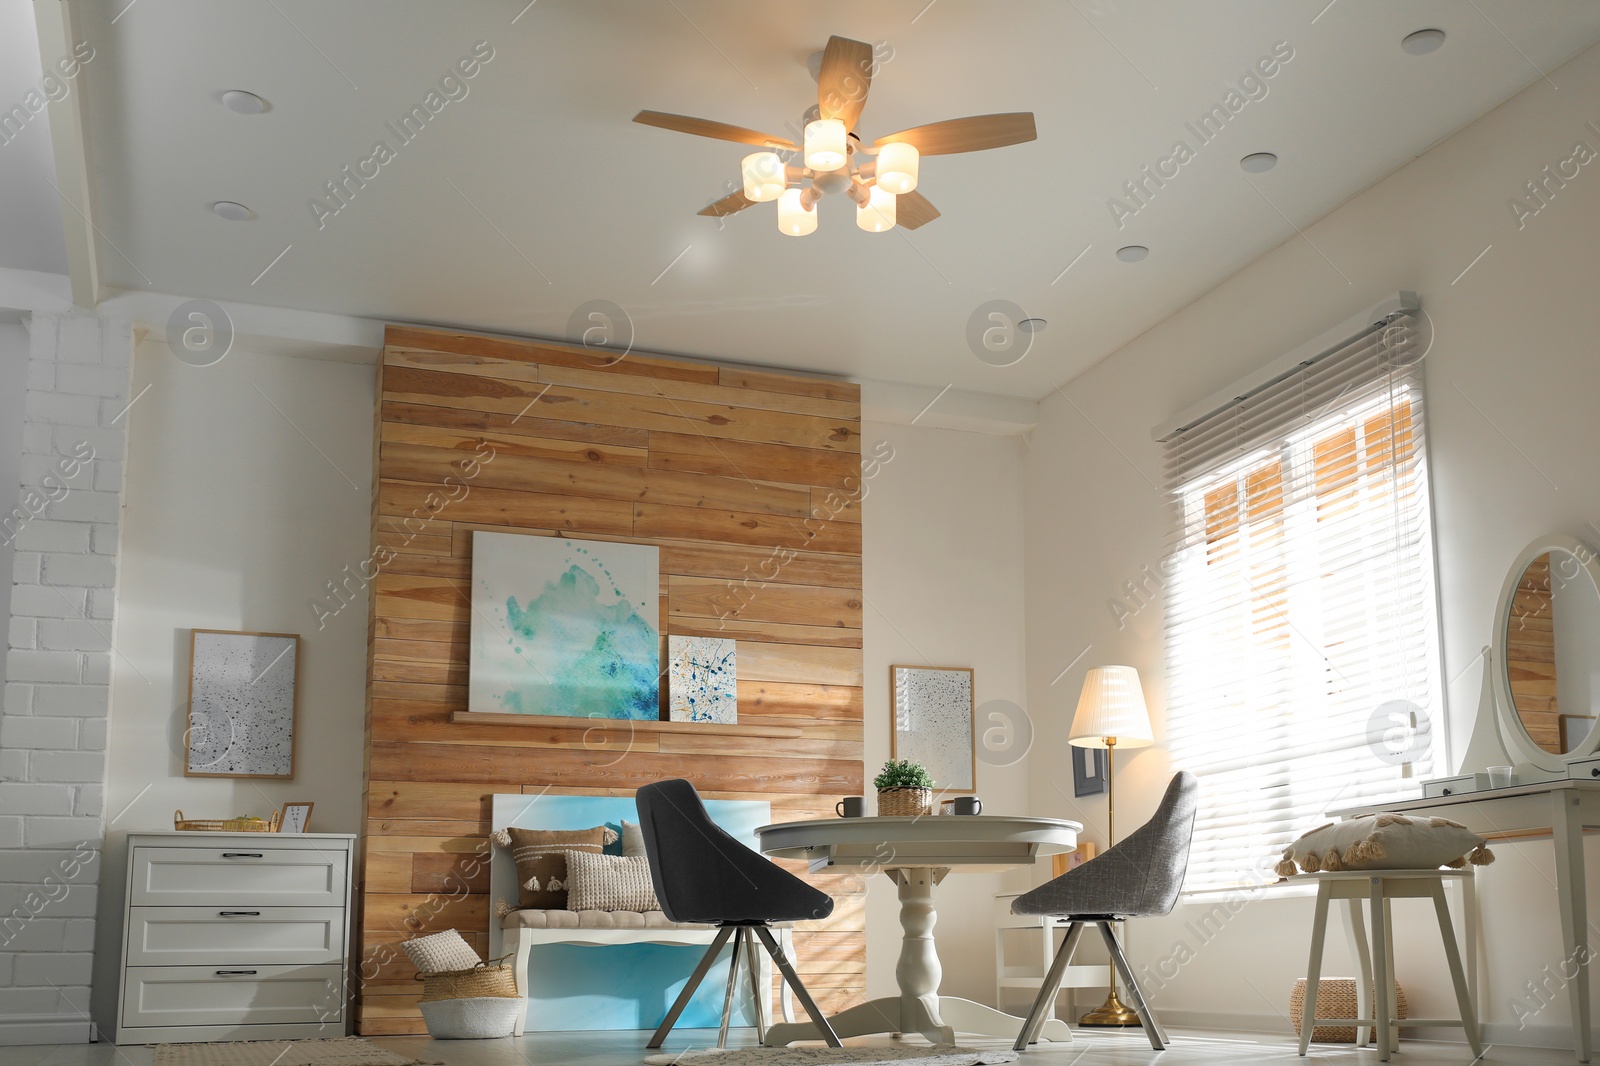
1160,312,1442,894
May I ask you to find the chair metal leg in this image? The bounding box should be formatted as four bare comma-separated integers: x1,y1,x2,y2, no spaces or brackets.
647,925,735,1048
1013,921,1085,1051
1097,920,1167,1051
752,924,843,1047
743,924,769,1043
717,928,744,1049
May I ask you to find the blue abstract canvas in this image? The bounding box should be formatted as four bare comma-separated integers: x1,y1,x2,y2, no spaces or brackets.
469,532,660,719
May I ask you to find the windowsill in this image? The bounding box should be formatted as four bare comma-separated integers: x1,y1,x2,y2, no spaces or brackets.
1178,878,1320,904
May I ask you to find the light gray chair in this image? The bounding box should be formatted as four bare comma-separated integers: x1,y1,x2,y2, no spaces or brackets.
1010,771,1199,1052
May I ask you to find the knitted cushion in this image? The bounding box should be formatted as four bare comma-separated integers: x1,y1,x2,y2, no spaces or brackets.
401,929,481,974
565,851,661,912
620,819,645,857
491,825,618,908
1275,814,1494,876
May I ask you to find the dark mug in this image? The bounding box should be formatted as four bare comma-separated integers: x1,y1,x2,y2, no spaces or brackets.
836,796,865,818
951,796,983,816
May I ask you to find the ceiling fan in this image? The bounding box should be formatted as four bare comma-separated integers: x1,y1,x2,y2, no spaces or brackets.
634,35,1037,235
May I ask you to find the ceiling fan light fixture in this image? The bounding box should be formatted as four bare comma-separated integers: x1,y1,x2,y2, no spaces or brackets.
742,152,785,202
876,142,919,195
856,185,896,233
804,118,848,172
778,188,818,236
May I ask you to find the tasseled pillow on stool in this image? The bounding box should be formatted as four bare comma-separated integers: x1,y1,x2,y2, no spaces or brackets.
1275,814,1495,877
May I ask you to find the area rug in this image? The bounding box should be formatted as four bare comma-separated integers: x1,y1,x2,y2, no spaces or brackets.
643,1046,1018,1066
153,1037,442,1066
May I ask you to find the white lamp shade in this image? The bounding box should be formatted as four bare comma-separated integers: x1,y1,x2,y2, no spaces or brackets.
1068,666,1154,748
777,188,817,236
856,185,896,232
876,141,919,194
804,118,848,172
741,152,785,202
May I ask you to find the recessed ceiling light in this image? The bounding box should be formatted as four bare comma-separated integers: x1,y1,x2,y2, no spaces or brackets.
1116,245,1149,263
1018,318,1048,334
220,90,268,115
211,201,254,221
1401,29,1446,55
1240,152,1278,173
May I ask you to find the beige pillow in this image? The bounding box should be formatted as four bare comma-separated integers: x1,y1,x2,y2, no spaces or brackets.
620,819,646,858
491,825,619,908
401,929,481,974
1275,814,1494,877
565,851,661,912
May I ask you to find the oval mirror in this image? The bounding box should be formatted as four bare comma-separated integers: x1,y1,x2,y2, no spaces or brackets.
1494,535,1600,770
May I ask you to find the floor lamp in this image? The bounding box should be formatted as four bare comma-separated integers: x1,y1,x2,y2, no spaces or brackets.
1068,664,1155,1028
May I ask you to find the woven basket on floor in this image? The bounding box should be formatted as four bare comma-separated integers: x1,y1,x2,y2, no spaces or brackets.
415,955,518,1003
1290,977,1408,1044
877,787,934,817
419,995,520,1039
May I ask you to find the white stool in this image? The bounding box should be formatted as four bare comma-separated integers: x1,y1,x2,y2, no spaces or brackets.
1296,870,1480,1062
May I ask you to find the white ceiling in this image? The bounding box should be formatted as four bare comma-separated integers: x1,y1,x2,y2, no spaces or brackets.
34,0,1600,396
0,0,69,276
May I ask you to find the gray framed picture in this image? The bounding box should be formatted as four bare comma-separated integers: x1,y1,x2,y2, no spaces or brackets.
890,665,975,792
1072,746,1107,797
185,629,300,779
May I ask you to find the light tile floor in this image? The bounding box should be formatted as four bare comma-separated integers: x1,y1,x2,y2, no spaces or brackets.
0,1028,1575,1066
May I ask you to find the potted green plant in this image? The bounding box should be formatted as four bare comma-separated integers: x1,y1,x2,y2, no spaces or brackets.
874,759,935,817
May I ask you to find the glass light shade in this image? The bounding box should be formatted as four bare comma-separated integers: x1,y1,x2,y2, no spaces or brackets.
777,188,817,236
741,152,785,202
856,185,896,233
876,141,920,194
804,118,848,172
1068,666,1155,748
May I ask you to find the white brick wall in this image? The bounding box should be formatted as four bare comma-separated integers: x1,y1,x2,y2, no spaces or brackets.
0,312,132,1046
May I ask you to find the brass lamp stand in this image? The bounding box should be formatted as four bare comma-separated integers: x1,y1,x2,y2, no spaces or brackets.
1066,665,1155,1030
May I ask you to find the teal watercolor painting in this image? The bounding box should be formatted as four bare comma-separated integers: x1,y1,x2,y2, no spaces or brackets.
667,635,737,724
469,531,660,720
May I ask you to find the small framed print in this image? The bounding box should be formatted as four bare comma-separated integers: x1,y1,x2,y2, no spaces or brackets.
1072,747,1107,798
279,802,314,834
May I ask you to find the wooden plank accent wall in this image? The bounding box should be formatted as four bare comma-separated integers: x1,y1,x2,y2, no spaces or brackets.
358,325,866,1035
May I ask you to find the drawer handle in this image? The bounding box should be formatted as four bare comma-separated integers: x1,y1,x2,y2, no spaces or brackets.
219,911,261,917
1591,768,1600,778
215,970,258,977
221,852,264,859
1441,788,1453,796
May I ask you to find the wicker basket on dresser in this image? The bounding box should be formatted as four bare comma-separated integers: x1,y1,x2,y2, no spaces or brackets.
115,831,356,1045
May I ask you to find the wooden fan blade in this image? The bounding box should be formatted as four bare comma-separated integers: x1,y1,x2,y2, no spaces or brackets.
634,111,796,151
896,190,940,230
874,113,1037,156
698,190,757,218
817,35,874,129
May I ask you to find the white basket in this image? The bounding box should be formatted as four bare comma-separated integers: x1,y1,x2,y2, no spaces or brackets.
418,995,521,1039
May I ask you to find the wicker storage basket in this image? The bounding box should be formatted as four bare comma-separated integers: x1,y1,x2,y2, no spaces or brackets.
416,956,518,1003
877,787,934,817
419,996,520,1039
174,810,280,832
1290,978,1408,1044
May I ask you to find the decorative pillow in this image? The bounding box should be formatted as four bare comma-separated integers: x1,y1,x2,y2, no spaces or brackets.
1275,814,1495,877
565,851,661,912
620,819,646,858
491,825,619,908
401,929,481,974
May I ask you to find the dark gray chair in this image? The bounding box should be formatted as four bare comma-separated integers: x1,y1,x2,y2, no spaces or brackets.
1010,771,1199,1052
636,779,842,1049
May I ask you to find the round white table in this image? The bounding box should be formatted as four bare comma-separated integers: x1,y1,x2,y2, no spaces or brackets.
757,813,1082,1046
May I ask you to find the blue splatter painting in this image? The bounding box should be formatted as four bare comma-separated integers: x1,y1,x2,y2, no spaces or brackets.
469,532,660,720
668,635,737,724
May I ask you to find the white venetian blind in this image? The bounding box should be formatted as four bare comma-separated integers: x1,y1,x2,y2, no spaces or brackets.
1160,313,1443,894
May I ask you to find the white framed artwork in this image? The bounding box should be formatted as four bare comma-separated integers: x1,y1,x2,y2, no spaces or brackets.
668,635,737,723
185,629,300,779
890,665,976,793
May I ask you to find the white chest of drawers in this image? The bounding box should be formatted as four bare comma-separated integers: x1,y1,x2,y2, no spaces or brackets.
115,831,357,1045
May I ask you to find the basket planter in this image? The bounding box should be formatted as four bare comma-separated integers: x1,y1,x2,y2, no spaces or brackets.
416,956,519,1003
877,787,934,817
419,996,521,1039
1290,978,1408,1044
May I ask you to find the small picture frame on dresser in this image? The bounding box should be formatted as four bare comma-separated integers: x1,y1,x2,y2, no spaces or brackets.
279,802,313,833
